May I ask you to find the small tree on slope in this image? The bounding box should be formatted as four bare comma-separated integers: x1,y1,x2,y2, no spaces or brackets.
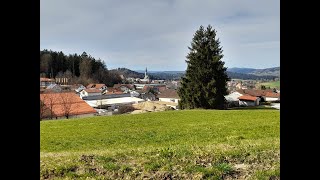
178,25,230,109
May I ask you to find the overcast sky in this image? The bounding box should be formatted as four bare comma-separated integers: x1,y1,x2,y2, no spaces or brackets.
41,0,279,71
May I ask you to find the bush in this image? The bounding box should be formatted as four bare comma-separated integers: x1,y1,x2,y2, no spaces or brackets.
118,105,136,114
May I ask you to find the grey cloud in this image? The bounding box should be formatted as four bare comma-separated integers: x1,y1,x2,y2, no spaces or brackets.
41,0,279,70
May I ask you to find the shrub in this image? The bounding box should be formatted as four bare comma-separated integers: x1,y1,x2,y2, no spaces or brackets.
118,105,136,114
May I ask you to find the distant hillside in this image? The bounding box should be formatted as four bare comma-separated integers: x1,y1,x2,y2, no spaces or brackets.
227,68,257,74
228,67,280,77
250,67,280,77
226,71,277,80
119,67,279,80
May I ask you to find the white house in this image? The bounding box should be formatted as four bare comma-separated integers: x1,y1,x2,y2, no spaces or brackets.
265,92,280,102
158,89,180,103
85,97,145,108
224,91,243,107
80,88,102,99
46,84,62,92
238,95,260,106
225,91,243,102
40,78,55,87
74,84,86,93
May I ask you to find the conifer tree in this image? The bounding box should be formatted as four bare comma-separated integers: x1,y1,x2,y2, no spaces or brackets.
178,25,229,109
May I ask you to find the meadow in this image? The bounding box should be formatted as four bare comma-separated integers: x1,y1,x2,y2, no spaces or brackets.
257,81,280,89
40,109,280,179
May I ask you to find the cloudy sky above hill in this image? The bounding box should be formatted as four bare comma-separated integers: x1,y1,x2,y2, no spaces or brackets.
41,0,279,71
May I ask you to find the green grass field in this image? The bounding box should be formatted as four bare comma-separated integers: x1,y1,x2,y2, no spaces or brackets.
40,109,280,179
257,80,280,89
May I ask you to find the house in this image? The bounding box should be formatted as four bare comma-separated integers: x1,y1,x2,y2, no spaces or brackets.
113,84,136,92
265,92,280,102
40,78,55,87
157,89,180,103
80,88,102,99
238,95,260,106
45,84,62,92
154,85,166,93
104,87,124,95
86,97,145,108
237,89,274,102
71,84,86,93
86,83,107,91
224,91,243,107
55,77,70,85
235,83,242,90
40,92,97,120
135,85,156,101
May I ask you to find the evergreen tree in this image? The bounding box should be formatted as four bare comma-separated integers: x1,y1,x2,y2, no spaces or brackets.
178,25,229,110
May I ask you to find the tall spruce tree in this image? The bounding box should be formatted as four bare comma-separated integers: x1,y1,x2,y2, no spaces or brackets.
178,25,229,109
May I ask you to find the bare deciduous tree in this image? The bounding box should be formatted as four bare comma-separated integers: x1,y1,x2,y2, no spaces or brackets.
40,99,47,120
46,92,57,119
59,93,79,119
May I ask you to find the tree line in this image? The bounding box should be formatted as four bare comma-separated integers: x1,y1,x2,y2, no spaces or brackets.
40,50,122,86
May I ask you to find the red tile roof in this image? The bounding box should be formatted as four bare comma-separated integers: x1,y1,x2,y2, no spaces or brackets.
158,89,179,99
113,84,134,89
238,95,258,101
86,84,95,88
86,83,106,89
95,84,106,89
40,92,97,117
237,89,274,97
105,87,123,94
84,88,101,93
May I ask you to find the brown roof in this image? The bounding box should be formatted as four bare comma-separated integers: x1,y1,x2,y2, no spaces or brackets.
95,84,106,89
157,86,167,92
105,87,123,94
237,89,273,97
40,92,97,117
40,78,55,82
265,92,280,98
238,95,258,101
113,84,135,89
84,88,101,93
86,84,95,88
157,89,179,99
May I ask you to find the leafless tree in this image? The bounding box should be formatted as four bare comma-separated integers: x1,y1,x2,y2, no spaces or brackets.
40,99,47,120
59,93,79,119
46,92,57,119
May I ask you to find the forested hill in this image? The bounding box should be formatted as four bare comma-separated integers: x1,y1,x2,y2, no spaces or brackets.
40,50,122,86
109,68,144,79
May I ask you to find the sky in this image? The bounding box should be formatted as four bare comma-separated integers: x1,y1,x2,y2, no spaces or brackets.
41,0,279,71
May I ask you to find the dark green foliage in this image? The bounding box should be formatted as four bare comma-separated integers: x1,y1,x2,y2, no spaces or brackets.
178,25,229,109
260,85,266,90
40,49,122,86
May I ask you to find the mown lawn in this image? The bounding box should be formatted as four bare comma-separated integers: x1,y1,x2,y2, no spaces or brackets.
40,109,280,179
257,81,280,89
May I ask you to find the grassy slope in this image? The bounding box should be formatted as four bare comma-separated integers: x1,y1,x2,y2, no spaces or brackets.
40,110,280,179
257,81,280,89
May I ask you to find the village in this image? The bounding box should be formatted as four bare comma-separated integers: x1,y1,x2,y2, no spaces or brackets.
40,67,280,120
